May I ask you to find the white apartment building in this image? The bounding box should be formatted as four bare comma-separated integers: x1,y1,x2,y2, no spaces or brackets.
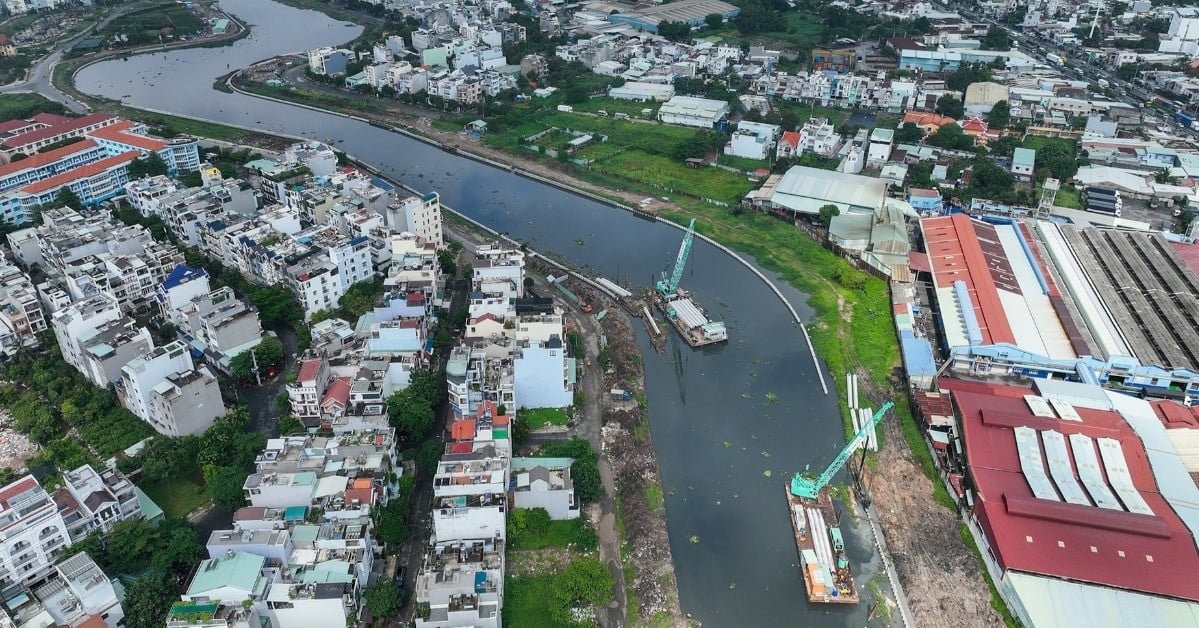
471,245,524,299
51,292,122,377
384,192,444,247
414,539,503,628
867,127,895,166
0,476,70,590
118,341,225,436
431,444,508,543
1160,7,1199,55
513,337,574,409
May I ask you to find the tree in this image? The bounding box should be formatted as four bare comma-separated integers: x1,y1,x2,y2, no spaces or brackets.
388,392,436,442
55,186,83,210
104,519,159,574
1035,142,1079,181
1117,62,1141,81
935,94,964,119
981,26,1010,50
894,121,924,144
817,204,840,228
338,277,384,319
926,123,975,151
906,160,934,188
539,438,602,504
549,558,614,625
704,13,723,29
122,574,177,628
508,507,552,547
229,336,284,381
129,152,169,179
415,440,443,475
657,20,692,42
987,100,1011,129
151,519,201,574
363,581,405,618
279,415,305,436
247,284,298,326
946,62,993,92
989,135,1019,160
437,249,458,280
209,465,251,512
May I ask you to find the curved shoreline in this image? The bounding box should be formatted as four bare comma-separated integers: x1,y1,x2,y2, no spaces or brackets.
222,63,829,395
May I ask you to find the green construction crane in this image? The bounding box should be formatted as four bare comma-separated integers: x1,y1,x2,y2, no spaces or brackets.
656,218,695,296
790,401,894,500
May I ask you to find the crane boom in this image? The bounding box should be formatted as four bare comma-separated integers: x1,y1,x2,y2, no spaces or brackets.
790,401,894,499
657,219,695,295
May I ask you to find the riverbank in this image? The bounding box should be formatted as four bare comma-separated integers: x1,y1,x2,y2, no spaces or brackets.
441,210,686,627
219,69,1005,626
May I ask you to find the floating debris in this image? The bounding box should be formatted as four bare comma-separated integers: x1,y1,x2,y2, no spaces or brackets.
689,535,700,544
763,470,773,478
761,451,771,458
765,392,778,403
722,441,732,448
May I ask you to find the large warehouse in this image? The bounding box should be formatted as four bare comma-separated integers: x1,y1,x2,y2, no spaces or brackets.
940,378,1199,627
920,214,1080,360
607,0,740,32
765,166,887,216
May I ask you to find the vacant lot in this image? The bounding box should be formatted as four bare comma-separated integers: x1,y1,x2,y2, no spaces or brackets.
522,407,570,429
593,150,755,204
141,475,210,519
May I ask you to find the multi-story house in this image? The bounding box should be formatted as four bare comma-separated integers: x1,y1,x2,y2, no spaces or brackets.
797,117,842,158
383,192,444,247
0,475,71,589
55,465,141,542
510,457,579,520
513,336,574,409
431,443,508,543
471,245,524,300
117,341,225,436
0,257,45,356
414,539,503,628
288,358,333,423
51,292,122,377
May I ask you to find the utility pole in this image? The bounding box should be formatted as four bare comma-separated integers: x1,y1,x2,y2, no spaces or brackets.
251,347,262,386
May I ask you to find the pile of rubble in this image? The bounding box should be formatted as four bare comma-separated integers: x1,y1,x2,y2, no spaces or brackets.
599,312,686,626
0,415,37,471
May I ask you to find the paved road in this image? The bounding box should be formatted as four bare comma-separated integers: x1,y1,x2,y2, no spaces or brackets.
240,321,300,436
0,6,143,114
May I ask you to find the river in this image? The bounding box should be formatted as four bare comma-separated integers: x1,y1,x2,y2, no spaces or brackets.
76,2,884,624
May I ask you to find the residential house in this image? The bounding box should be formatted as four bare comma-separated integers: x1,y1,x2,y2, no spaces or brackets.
510,457,579,520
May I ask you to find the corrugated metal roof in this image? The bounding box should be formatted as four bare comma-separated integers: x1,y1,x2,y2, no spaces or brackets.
945,379,1199,601
770,166,886,214
1006,571,1199,628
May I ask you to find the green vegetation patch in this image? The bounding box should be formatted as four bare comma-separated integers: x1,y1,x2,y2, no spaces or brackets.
569,96,659,118
522,407,571,429
761,13,825,49
99,4,205,45
505,576,570,628
0,93,66,121
593,150,755,204
718,153,771,172
644,484,664,514
140,476,211,519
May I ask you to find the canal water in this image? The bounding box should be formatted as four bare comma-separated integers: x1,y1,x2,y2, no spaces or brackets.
76,2,884,624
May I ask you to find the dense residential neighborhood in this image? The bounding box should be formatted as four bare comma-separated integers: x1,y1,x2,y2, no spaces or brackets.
6,0,1199,626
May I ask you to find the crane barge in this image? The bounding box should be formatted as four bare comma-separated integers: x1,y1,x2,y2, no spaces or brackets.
786,401,893,604
654,219,727,347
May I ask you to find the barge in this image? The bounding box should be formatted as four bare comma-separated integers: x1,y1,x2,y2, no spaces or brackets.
657,291,727,347
786,487,859,604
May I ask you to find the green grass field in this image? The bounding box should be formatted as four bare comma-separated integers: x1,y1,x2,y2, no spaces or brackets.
522,407,571,429
762,13,825,49
592,151,755,204
569,96,659,118
718,153,771,172
140,476,210,519
0,93,65,120
505,576,572,628
508,518,590,551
